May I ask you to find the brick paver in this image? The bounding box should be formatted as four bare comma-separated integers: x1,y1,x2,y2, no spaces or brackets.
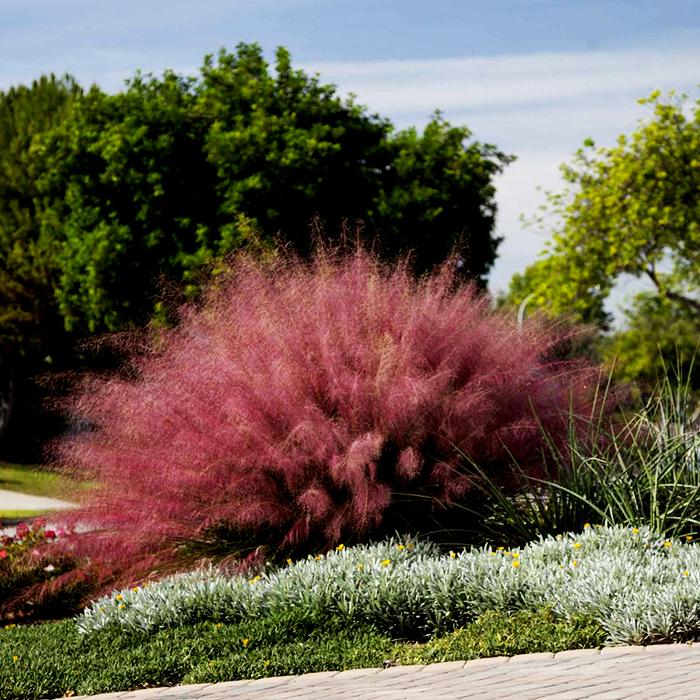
64,643,700,699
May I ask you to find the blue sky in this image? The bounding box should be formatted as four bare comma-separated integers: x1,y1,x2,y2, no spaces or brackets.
2,0,699,317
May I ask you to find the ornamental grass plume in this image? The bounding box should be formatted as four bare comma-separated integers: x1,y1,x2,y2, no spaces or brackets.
54,245,605,587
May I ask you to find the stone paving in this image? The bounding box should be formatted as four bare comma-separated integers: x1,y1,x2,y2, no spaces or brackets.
67,643,700,699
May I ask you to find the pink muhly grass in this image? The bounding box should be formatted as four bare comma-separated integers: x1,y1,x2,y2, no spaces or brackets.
54,246,605,584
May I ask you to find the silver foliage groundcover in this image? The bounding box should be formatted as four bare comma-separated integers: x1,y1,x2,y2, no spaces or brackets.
77,525,700,645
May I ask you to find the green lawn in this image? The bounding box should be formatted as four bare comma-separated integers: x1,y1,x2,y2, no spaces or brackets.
0,609,604,699
0,462,76,500
0,509,46,519
0,462,79,519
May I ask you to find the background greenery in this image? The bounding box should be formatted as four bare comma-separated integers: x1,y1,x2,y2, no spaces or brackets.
0,44,513,460
504,90,700,396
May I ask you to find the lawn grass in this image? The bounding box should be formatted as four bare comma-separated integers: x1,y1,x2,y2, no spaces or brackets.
0,608,605,699
0,510,45,520
0,462,75,500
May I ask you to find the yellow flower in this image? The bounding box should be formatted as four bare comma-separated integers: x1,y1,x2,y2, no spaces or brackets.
119,604,125,610
115,594,124,602
248,575,262,584
214,623,223,629
664,541,672,548
396,544,405,551
131,587,139,593
572,560,578,567
381,559,391,567
286,558,293,565
12,655,18,662
315,554,324,561
263,659,270,667
683,570,690,577
572,542,582,550
242,638,250,647
4,624,16,629
686,535,693,542
632,528,639,535
512,560,520,568
449,551,456,559
336,544,345,551
583,523,591,529
496,546,504,551
512,552,520,559
356,563,364,571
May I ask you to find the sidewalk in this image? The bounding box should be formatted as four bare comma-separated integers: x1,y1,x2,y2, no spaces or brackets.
0,488,75,535
69,643,700,699
0,487,75,512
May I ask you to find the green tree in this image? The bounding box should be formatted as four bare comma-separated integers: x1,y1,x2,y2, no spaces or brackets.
506,90,700,388
36,72,220,334
37,44,512,336
0,75,81,358
0,76,81,448
603,293,699,392
373,114,511,283
0,44,511,458
508,90,699,320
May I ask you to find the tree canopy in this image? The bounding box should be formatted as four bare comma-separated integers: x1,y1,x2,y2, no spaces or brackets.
0,43,512,457
506,90,700,389
25,44,511,337
0,75,81,362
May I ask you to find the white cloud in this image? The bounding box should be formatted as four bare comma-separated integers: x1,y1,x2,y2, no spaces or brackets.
305,46,700,115
305,42,699,318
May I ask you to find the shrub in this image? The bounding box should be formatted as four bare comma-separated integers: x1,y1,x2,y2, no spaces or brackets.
78,525,700,647
55,246,603,586
0,520,91,624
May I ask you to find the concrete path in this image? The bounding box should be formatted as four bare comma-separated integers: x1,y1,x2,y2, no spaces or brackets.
0,488,75,537
0,487,75,512
68,643,700,699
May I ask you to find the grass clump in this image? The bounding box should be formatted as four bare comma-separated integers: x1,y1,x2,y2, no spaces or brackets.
451,370,700,546
53,245,604,592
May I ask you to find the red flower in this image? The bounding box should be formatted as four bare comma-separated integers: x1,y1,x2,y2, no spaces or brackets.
0,550,7,559
44,530,56,539
15,523,29,539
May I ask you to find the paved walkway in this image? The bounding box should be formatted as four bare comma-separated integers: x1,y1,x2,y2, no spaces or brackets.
0,487,75,513
0,488,75,536
69,643,700,699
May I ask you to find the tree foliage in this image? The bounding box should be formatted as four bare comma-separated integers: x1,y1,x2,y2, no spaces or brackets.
32,44,511,337
508,91,700,320
505,90,700,388
0,75,81,361
0,44,511,457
